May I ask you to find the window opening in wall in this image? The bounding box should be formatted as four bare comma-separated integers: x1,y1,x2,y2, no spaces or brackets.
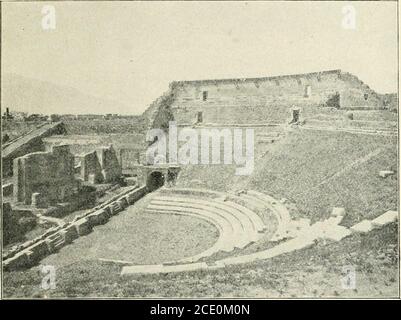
364,93,369,100
196,111,203,123
304,85,312,98
202,91,208,101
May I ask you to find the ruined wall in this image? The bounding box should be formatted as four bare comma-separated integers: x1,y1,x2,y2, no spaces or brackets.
13,145,78,205
2,122,66,177
167,70,384,125
97,145,122,183
79,151,104,184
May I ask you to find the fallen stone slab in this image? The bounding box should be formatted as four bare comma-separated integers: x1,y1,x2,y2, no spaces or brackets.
379,170,395,178
350,220,373,233
371,210,398,228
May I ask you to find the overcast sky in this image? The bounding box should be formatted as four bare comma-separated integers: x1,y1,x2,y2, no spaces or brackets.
2,1,398,114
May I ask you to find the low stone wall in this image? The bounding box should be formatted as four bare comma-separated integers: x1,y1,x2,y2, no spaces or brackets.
3,185,148,271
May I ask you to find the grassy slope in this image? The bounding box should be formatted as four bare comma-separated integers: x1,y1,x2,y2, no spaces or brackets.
247,129,397,225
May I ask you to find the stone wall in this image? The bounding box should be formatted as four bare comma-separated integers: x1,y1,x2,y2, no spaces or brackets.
2,122,66,177
145,70,386,126
97,145,122,183
79,150,104,184
13,145,78,205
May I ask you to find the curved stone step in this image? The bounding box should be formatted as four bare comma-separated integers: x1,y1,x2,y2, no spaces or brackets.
148,202,249,248
154,195,263,234
152,197,262,245
145,206,237,253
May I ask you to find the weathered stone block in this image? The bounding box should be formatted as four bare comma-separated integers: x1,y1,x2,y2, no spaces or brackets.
109,202,122,215
118,198,128,209
73,218,92,236
27,240,49,263
87,210,109,226
60,225,79,243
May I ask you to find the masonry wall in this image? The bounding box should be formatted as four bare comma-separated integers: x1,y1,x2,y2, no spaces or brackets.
79,151,104,184
168,70,384,125
97,145,122,183
13,145,78,205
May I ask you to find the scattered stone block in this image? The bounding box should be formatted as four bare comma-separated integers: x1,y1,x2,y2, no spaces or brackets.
350,220,373,233
371,210,398,228
379,170,395,178
73,218,92,236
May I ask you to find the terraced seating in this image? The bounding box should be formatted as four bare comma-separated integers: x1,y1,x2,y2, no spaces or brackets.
146,193,266,263
239,190,292,241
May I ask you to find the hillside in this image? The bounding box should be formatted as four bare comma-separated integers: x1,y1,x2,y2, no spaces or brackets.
1,73,132,116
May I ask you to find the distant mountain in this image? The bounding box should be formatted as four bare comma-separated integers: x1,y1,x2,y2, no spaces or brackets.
1,73,132,115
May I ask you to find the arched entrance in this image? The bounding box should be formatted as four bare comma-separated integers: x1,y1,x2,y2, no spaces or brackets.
147,171,165,191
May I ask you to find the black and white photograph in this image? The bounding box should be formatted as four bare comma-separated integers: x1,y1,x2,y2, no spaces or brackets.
0,0,399,301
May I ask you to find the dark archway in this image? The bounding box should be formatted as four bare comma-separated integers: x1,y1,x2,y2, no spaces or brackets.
147,171,165,192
